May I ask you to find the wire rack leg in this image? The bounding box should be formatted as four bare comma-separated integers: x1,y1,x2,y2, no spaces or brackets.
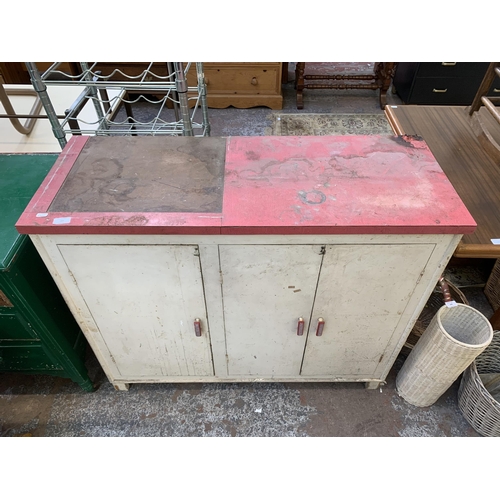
25,62,67,149
173,62,193,136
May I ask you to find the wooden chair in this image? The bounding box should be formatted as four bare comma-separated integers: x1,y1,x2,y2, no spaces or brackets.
0,84,43,135
294,62,396,109
468,62,500,159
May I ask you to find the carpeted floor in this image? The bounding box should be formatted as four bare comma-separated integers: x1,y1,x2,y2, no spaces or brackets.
270,113,393,136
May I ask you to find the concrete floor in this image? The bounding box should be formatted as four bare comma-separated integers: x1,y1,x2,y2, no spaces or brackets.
0,63,496,437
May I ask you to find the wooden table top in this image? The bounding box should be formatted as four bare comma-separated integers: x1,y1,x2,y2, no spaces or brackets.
385,105,500,258
16,134,475,236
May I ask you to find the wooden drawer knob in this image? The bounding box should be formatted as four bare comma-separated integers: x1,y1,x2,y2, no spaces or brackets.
251,77,258,86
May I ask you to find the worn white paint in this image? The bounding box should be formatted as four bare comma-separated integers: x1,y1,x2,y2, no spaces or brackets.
301,244,434,377
58,244,214,378
219,244,323,376
30,234,123,384
198,244,228,376
30,233,462,389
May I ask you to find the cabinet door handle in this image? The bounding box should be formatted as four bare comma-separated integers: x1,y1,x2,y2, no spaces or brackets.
194,318,202,337
316,318,325,336
432,88,448,93
441,62,456,66
251,77,258,86
297,317,305,336
493,88,500,93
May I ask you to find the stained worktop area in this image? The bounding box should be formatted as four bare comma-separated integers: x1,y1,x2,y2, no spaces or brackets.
16,134,475,236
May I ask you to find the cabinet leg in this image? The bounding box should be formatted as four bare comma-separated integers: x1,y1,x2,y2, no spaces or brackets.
79,379,95,392
379,89,388,109
297,91,304,110
295,62,305,109
113,383,130,391
365,381,381,390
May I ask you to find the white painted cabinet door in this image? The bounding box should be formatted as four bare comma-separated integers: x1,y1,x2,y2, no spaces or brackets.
58,244,214,378
219,245,323,376
301,244,435,378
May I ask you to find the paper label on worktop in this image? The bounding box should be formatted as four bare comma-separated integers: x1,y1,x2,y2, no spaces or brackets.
491,239,500,245
53,217,72,225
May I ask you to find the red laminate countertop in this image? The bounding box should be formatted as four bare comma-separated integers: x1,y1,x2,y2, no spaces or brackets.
16,134,476,236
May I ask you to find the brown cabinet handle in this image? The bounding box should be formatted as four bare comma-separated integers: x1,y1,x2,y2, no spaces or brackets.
251,77,258,86
316,318,325,336
194,318,202,337
297,317,305,336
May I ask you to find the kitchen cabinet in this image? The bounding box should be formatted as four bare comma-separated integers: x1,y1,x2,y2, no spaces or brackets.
16,135,476,390
393,62,490,105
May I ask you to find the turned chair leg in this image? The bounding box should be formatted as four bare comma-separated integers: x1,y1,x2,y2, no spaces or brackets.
295,62,305,109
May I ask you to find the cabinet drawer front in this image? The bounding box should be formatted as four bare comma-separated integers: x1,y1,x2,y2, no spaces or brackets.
0,342,59,372
58,244,214,378
410,77,483,104
204,65,280,94
0,313,38,340
416,62,489,78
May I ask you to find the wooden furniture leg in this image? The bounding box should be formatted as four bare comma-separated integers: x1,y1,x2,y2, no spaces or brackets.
113,383,130,391
295,62,305,109
376,62,397,109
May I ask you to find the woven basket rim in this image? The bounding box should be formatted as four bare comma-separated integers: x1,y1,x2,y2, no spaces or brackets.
465,339,500,412
409,280,468,340
436,304,493,349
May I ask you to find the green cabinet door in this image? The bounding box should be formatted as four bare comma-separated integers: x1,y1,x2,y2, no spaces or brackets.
0,154,93,391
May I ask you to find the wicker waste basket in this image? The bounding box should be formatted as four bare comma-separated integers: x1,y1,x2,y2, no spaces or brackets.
402,279,468,357
396,304,493,407
458,330,500,436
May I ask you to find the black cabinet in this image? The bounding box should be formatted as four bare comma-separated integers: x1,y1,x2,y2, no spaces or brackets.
393,62,490,105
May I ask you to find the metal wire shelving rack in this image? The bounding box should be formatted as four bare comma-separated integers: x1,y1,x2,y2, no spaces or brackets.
25,62,210,149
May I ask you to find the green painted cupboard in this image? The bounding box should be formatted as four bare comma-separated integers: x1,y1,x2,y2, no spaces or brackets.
0,153,93,391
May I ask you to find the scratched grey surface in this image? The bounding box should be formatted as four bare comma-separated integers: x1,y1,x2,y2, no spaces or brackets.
49,136,226,213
